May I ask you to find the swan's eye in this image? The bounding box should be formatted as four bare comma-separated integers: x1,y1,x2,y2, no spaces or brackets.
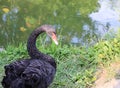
47,32,52,37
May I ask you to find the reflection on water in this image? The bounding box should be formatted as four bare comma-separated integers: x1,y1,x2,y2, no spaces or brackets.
89,0,120,34
0,0,120,47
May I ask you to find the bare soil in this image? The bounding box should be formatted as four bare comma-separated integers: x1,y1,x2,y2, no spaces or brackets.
92,61,120,88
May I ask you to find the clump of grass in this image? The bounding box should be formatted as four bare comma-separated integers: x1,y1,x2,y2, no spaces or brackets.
93,38,120,66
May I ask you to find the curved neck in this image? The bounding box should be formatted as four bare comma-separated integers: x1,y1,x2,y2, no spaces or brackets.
27,27,44,59
27,26,56,68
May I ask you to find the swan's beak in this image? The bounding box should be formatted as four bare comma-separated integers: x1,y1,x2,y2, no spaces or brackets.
52,33,58,45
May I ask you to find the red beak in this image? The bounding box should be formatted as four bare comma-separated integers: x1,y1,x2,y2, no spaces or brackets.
51,33,58,45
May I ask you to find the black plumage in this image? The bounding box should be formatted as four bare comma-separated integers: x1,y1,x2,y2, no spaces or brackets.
1,25,58,88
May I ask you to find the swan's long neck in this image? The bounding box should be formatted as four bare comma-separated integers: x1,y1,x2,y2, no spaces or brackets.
27,26,56,68
27,27,44,59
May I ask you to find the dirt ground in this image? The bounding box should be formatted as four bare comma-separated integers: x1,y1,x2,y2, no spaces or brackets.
92,61,120,88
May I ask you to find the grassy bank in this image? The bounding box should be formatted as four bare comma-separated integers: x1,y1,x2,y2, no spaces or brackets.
0,36,120,88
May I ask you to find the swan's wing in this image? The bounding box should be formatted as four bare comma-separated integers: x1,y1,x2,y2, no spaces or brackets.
2,59,30,88
21,59,56,87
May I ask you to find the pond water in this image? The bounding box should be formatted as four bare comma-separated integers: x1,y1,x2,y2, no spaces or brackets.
0,0,120,48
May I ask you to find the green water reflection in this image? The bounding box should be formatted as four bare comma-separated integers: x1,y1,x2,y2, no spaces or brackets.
0,0,120,47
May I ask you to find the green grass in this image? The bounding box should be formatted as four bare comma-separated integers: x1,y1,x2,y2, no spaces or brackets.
0,35,120,88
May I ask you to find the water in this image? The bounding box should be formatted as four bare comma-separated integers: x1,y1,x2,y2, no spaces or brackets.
0,0,120,47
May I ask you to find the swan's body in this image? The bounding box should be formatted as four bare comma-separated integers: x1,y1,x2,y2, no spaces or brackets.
2,25,58,88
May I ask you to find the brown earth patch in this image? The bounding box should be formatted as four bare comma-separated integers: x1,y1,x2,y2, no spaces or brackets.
92,61,120,88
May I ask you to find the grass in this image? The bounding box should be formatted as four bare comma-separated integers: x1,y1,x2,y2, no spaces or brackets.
0,33,120,88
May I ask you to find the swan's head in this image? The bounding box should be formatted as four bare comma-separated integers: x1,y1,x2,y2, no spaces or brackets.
41,25,58,45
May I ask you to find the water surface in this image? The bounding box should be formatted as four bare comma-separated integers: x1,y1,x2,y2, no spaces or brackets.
0,0,120,47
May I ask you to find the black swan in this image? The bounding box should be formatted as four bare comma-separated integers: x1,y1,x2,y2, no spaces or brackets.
1,25,58,88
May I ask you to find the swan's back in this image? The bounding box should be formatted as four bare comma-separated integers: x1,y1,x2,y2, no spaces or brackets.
2,59,56,88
